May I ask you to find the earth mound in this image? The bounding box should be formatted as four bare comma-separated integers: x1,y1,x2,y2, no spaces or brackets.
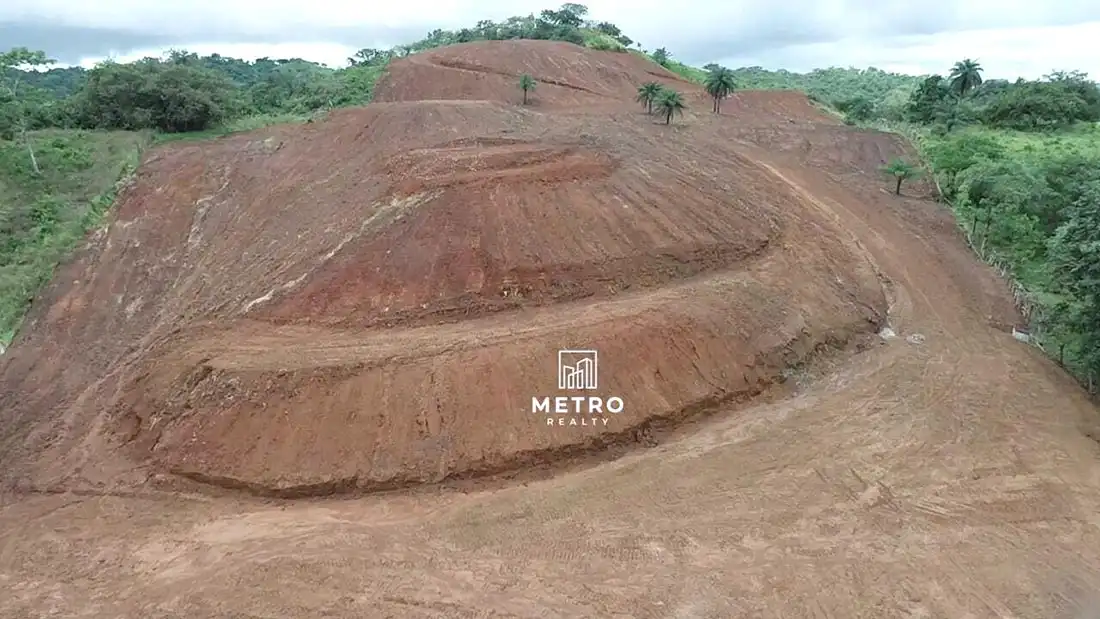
373,39,696,108
0,41,889,495
738,124,939,196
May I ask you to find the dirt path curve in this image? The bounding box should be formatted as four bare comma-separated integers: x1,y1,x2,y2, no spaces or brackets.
5,131,1100,618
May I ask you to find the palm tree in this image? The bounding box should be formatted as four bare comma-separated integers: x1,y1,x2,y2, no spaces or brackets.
881,158,920,195
519,74,536,105
636,82,663,114
704,66,737,113
655,89,686,125
948,59,983,97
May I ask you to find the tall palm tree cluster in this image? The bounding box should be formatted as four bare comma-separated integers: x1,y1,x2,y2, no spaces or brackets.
635,65,738,125
703,66,737,113
635,81,686,124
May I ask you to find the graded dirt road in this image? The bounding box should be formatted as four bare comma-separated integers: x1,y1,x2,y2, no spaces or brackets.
3,40,1100,618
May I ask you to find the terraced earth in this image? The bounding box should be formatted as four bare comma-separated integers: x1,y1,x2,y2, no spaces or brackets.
2,40,1099,618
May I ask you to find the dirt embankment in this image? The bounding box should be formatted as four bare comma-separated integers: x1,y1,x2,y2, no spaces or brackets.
0,40,895,496
372,39,697,109
11,37,1100,619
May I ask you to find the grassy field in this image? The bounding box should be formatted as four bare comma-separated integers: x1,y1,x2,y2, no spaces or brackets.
0,129,149,344
151,112,318,144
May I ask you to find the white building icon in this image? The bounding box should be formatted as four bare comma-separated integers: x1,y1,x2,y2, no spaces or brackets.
558,349,598,390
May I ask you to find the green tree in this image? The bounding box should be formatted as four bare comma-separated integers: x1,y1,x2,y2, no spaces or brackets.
651,48,670,66
876,87,913,121
540,4,586,27
347,48,393,68
636,82,663,114
73,56,237,133
906,75,953,124
836,96,875,123
654,89,686,124
1044,70,1100,120
0,48,56,175
593,21,632,46
923,132,1007,199
881,158,920,195
248,61,333,112
949,59,983,97
703,66,736,114
955,159,1048,257
1046,180,1100,383
559,3,589,19
982,80,1095,130
519,73,536,105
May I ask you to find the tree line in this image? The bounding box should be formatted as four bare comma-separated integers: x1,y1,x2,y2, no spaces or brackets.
908,61,1100,387
837,59,1100,387
0,3,640,143
2,5,1099,388
1,48,381,141
0,2,647,345
631,51,1100,388
814,59,1100,134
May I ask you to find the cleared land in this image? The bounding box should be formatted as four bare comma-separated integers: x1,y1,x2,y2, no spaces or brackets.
2,40,1100,618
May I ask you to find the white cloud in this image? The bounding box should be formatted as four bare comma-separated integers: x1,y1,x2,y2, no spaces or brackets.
4,0,1100,78
718,22,1100,80
4,0,504,33
7,0,1098,35
77,43,361,69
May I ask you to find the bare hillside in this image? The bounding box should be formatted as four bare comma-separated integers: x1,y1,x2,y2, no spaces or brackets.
2,40,1100,619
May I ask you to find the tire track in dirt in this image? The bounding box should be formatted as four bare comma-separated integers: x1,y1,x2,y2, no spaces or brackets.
4,40,1100,618
432,58,607,96
121,237,885,498
743,151,939,330
179,256,781,372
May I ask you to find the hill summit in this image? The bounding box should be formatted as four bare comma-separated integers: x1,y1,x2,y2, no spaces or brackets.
0,40,898,495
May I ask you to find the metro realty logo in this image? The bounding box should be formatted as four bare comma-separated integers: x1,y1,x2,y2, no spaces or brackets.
559,349,598,390
532,349,625,427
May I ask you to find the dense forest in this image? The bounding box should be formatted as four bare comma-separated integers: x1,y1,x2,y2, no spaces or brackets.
1,3,1099,389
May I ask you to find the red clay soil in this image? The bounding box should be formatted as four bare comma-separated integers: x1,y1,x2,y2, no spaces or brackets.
0,42,891,495
3,40,1100,618
372,40,697,110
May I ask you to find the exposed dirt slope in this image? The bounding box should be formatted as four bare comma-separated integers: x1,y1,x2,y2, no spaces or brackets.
3,40,1100,618
373,40,839,130
373,40,697,109
0,43,887,493
0,92,885,493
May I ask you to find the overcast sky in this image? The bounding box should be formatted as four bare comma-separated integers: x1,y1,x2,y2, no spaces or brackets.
2,0,1098,79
